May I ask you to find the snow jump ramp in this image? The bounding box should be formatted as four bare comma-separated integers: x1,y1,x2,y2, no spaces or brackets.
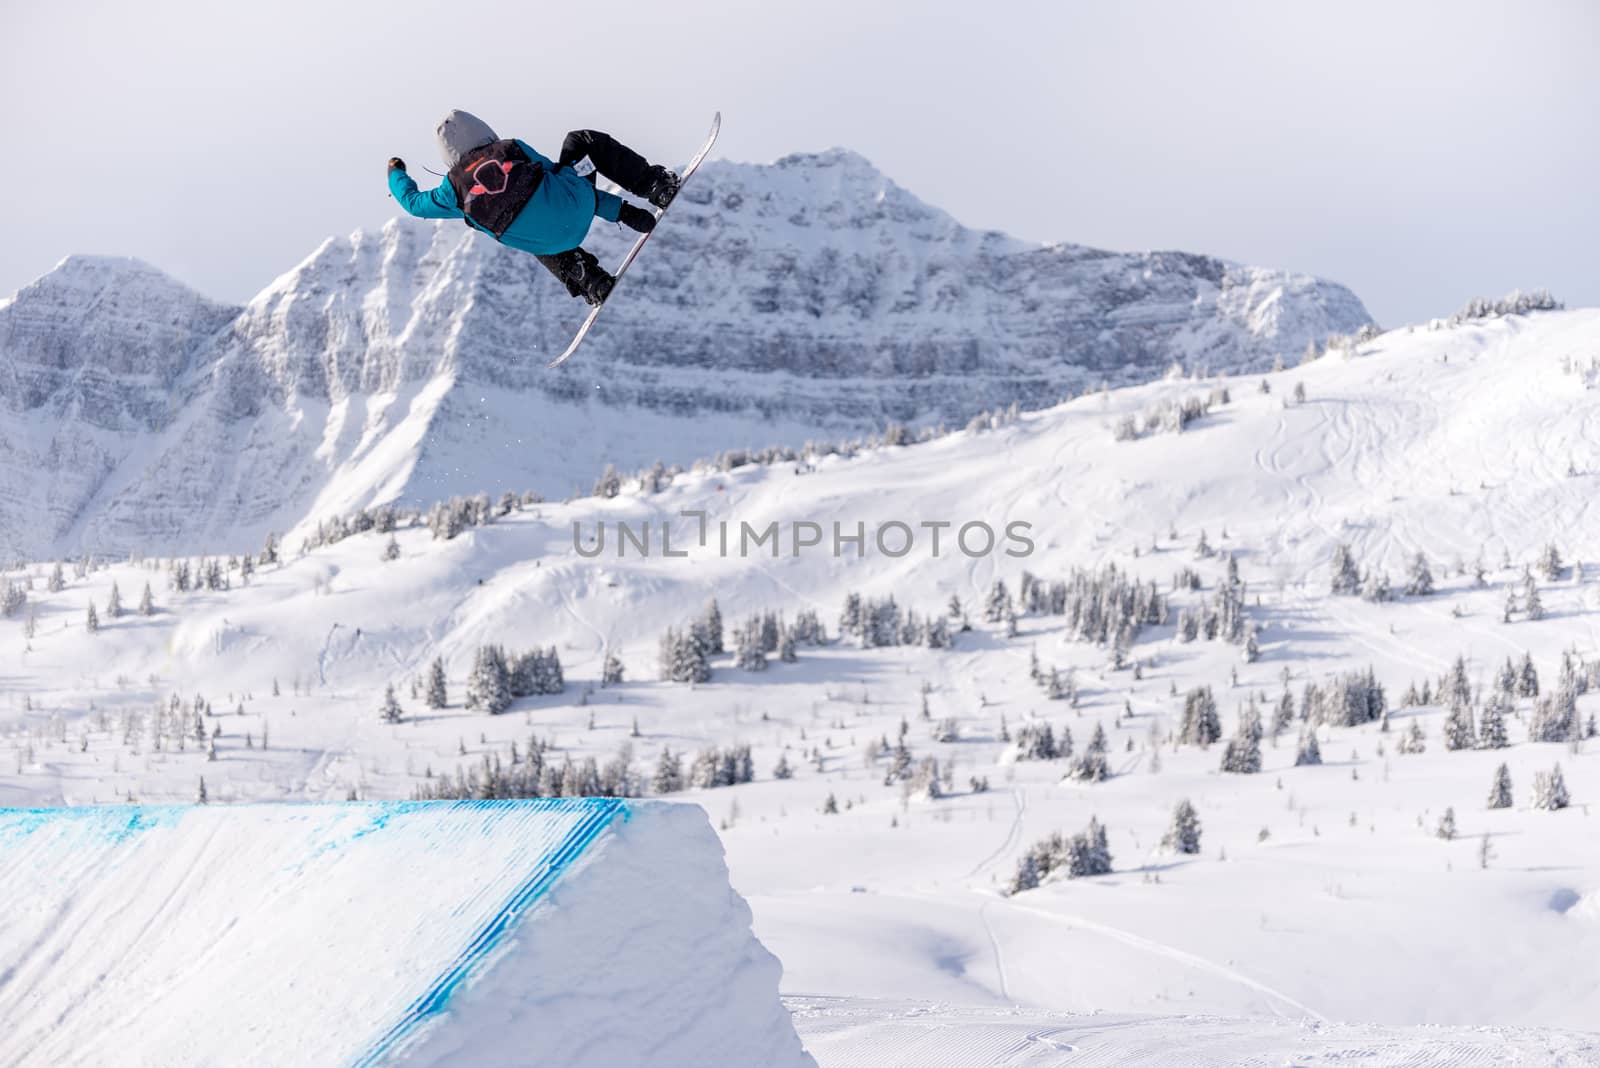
0,799,816,1068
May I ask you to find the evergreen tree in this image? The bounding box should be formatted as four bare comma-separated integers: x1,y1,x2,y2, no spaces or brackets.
1294,729,1322,766
702,599,725,655
651,748,685,794
1178,686,1222,747
85,602,99,633
1478,694,1509,749
772,752,794,780
380,684,403,724
381,533,400,561
1008,852,1042,895
196,776,209,804
822,792,839,815
1068,723,1110,782
984,580,1013,623
138,581,154,616
602,652,625,686
1528,685,1578,743
47,562,65,593
1329,543,1361,595
1161,799,1202,854
1524,578,1544,621
1398,719,1427,754
1517,652,1539,697
1442,701,1476,751
1069,817,1114,877
1531,764,1570,811
1539,542,1564,581
106,582,123,619
465,645,511,714
1220,728,1262,774
1272,689,1296,739
1487,763,1513,809
1497,657,1518,697
1014,722,1058,761
1404,552,1435,596
1436,807,1457,840
734,617,768,671
424,657,448,709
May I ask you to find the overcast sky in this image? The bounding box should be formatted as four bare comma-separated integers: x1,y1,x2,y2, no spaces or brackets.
3,0,1595,325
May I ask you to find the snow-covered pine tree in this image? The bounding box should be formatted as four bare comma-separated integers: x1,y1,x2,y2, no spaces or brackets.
1528,685,1578,743
1531,764,1570,811
1478,694,1509,748
1178,686,1222,747
1405,552,1435,596
1436,807,1457,840
381,533,400,561
1398,719,1426,754
380,684,403,724
1014,722,1057,761
1497,657,1518,697
652,748,685,794
602,652,625,686
734,617,768,672
138,581,154,616
702,599,725,655
592,464,622,499
106,582,122,619
464,645,511,714
1220,728,1262,774
47,562,65,593
1008,852,1042,895
1069,817,1113,877
1442,700,1476,751
772,752,794,780
1524,577,1544,621
1272,689,1296,739
424,657,448,709
1539,542,1564,581
822,792,839,815
1487,763,1513,809
1517,652,1539,697
984,580,1012,623
1294,728,1322,766
1329,543,1361,595
1161,799,1202,854
1068,723,1110,782
85,602,99,633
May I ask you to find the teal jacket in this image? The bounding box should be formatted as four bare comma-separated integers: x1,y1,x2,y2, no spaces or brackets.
388,140,622,256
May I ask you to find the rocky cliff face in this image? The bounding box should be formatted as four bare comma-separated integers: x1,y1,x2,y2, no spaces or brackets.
0,150,1372,560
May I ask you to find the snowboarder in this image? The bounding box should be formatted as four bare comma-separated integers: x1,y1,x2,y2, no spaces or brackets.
387,110,682,305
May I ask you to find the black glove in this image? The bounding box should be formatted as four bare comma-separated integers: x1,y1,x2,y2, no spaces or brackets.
388,157,406,173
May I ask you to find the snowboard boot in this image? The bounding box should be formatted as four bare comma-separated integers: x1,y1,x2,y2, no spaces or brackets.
643,165,681,210
617,202,656,234
545,248,614,306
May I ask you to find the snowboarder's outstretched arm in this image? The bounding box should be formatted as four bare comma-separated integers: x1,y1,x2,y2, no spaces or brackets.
387,158,462,221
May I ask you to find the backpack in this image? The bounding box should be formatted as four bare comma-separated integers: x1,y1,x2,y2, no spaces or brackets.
446,139,545,238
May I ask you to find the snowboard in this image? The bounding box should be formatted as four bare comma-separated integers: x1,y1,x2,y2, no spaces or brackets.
546,112,722,369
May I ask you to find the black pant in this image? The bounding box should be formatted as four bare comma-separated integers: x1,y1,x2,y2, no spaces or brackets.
557,129,656,198
535,131,655,294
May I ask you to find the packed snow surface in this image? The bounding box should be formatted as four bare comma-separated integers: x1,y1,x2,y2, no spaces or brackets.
0,799,813,1068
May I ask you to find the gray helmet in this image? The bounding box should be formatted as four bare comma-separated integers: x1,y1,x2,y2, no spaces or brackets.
435,110,498,169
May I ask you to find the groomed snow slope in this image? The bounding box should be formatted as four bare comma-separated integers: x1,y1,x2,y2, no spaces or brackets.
0,800,815,1068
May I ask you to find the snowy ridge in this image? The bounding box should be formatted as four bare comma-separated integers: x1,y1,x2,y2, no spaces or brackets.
0,800,814,1068
0,150,1372,561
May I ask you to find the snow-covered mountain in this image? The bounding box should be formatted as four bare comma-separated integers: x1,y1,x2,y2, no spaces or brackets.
0,149,1372,562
